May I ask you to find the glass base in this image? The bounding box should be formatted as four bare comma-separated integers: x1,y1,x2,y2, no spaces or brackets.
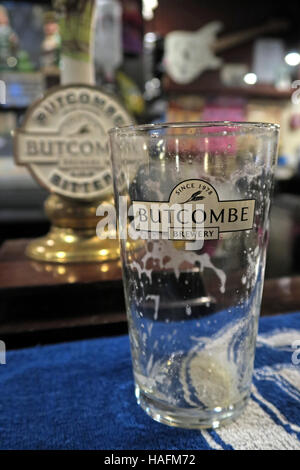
135,384,249,429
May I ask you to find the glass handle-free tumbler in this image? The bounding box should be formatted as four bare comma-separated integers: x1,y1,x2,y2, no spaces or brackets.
109,122,279,429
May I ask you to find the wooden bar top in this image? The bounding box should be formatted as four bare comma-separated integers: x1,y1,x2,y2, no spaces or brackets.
0,239,122,288
0,239,299,349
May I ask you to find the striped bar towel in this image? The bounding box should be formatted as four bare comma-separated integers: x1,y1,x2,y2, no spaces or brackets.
0,312,299,450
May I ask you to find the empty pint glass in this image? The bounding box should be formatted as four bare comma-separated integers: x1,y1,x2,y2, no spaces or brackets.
109,122,279,428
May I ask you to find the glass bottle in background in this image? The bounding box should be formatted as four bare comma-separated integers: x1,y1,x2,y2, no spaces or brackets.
94,0,122,87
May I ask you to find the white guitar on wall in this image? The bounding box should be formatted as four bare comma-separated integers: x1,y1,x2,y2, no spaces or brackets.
164,19,289,84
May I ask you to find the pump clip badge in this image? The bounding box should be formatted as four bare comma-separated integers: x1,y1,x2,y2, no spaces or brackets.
14,84,132,200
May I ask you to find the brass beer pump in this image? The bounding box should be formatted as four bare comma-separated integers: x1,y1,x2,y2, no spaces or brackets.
14,0,133,263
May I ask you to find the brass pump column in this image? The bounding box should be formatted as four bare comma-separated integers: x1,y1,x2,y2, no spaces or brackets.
14,0,132,263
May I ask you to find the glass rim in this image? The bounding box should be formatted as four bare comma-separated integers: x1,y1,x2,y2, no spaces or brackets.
108,120,280,136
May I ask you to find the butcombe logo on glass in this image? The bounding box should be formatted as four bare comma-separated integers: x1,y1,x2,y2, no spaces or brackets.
132,179,255,241
14,85,132,200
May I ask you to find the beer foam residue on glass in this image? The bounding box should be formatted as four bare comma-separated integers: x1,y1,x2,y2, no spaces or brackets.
130,239,226,294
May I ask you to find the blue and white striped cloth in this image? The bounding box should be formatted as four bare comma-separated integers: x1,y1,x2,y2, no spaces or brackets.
0,312,299,450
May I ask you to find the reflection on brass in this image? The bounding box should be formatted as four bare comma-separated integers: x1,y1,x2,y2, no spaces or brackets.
30,257,122,282
26,194,119,263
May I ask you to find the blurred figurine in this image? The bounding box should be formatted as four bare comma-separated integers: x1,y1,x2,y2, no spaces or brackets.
40,11,60,72
0,5,18,70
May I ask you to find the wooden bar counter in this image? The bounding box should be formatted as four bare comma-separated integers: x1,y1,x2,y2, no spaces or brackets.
0,239,299,349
